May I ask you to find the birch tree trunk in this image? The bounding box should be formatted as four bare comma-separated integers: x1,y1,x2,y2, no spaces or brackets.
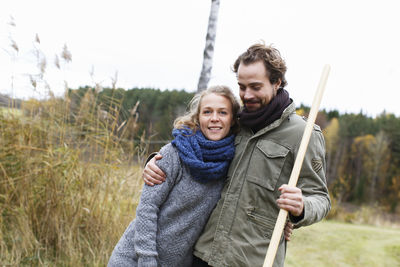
197,0,220,92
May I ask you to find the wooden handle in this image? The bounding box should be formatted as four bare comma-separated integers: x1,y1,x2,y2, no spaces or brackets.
263,64,331,267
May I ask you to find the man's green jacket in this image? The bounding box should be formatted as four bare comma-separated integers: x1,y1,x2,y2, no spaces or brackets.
193,102,331,267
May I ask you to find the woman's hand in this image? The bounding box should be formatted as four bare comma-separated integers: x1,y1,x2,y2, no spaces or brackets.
284,221,293,241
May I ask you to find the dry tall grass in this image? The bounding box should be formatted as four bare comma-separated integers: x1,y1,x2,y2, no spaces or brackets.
0,91,145,266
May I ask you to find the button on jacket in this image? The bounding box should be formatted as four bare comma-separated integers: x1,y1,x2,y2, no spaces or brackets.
193,102,331,267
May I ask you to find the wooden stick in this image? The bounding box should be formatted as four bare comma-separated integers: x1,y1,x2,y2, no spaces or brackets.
263,64,331,267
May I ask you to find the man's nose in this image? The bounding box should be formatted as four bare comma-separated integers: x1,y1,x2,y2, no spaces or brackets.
243,88,254,99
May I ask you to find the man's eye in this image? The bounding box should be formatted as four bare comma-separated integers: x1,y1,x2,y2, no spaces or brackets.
220,111,227,115
203,110,211,114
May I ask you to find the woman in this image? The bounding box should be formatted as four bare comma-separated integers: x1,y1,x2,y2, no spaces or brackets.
108,85,240,267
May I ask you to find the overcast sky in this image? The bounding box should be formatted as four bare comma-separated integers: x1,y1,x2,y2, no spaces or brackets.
1,0,400,117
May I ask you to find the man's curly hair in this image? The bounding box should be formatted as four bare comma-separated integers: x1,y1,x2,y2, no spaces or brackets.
233,42,287,88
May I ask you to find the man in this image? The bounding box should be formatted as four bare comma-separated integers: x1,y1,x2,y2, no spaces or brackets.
143,43,331,267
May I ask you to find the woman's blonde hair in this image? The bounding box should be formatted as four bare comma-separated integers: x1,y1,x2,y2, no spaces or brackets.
174,85,240,134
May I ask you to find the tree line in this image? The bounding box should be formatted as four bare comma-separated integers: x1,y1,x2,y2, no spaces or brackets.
68,87,400,212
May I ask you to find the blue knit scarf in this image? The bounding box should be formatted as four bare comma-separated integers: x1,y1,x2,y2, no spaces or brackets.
171,128,235,183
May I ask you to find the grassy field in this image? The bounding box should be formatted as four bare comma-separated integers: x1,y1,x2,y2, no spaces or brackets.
286,220,400,267
0,95,147,266
0,106,23,117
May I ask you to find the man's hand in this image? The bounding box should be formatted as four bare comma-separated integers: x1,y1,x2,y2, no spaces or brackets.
284,221,293,241
143,154,166,186
276,184,304,217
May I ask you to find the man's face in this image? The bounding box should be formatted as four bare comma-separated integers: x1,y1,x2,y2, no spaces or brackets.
237,61,280,112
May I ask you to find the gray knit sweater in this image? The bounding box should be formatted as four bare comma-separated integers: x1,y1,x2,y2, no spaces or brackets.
108,143,225,267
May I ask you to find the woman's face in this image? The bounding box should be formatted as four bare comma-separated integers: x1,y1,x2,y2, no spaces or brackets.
199,93,233,141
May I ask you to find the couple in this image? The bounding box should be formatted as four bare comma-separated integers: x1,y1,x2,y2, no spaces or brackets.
108,43,331,267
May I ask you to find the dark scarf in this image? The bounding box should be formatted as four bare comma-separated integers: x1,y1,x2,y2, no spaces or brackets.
171,128,235,183
238,88,292,133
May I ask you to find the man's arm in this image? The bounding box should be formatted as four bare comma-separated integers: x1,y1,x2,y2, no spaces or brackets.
143,153,295,240
143,154,166,185
282,129,331,227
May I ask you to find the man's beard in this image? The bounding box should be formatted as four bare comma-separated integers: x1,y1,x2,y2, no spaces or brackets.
243,99,267,111
238,89,291,132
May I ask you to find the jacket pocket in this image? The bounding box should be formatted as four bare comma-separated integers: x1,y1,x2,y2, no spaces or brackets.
246,207,275,238
246,140,289,191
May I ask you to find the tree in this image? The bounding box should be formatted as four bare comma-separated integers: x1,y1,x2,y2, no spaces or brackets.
197,0,220,92
323,117,340,184
349,135,376,202
369,130,390,203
